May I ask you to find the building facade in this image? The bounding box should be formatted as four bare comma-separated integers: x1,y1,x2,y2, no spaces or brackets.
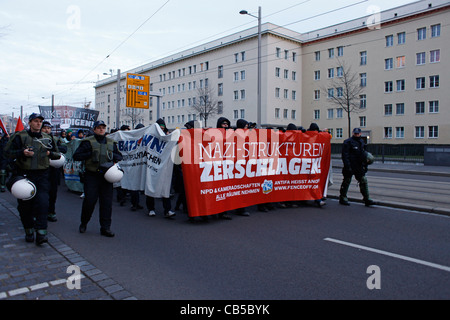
95,0,449,144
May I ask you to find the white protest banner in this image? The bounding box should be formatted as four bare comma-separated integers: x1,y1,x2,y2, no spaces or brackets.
109,124,180,198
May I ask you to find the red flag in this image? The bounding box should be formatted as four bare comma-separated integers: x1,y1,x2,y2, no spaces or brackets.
15,116,24,132
0,118,7,134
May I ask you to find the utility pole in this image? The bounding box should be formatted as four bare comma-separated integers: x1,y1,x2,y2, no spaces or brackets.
116,69,121,128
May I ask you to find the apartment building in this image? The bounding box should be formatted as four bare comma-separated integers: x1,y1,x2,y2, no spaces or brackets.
95,0,449,144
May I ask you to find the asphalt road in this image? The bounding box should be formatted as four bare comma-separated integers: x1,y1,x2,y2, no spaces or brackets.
2,172,447,300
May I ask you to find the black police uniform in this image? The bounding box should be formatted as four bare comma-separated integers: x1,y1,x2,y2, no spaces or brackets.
4,114,61,244
73,121,122,236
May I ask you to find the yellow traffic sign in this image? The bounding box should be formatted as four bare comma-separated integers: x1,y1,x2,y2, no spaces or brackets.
126,73,150,109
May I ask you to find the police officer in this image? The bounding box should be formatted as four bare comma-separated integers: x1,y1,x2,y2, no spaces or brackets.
339,128,375,207
73,120,122,237
41,121,67,222
4,113,61,245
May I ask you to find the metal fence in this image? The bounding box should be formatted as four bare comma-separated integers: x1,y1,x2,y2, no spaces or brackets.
331,143,427,163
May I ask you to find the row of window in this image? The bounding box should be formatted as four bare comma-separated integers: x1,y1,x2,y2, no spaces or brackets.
314,46,345,61
384,126,439,139
384,100,439,115
275,47,298,62
385,23,440,47
274,108,297,120
159,62,210,82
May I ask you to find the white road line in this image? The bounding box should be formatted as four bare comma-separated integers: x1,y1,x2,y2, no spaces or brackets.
324,237,450,273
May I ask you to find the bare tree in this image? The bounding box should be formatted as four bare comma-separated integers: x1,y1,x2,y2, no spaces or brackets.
122,108,145,129
323,60,364,138
191,85,219,127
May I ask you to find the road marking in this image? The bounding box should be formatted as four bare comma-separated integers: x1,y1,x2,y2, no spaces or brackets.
324,238,450,273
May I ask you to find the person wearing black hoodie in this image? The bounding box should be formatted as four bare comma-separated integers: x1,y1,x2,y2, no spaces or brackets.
215,117,233,220
306,123,328,207
233,119,251,216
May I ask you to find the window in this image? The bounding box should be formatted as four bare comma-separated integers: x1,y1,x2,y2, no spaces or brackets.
360,73,367,87
275,108,280,118
385,58,393,70
327,68,334,78
328,48,334,58
240,90,246,99
360,95,366,109
336,108,343,118
398,32,406,44
292,90,297,100
396,79,405,91
327,88,334,98
234,110,239,119
292,71,297,81
396,56,405,68
431,24,440,38
337,66,343,77
240,109,245,119
384,127,392,138
337,46,344,56
292,52,297,62
275,88,280,98
218,83,223,96
386,35,393,47
283,109,288,119
430,50,440,63
284,50,289,60
234,91,239,100
384,104,393,116
395,127,404,138
415,101,425,114
240,70,246,80
360,51,367,65
416,52,426,65
276,47,281,58
415,126,425,138
336,128,343,138
291,110,296,119
416,77,425,89
283,89,288,99
396,103,404,115
384,81,393,93
234,53,239,63
314,51,320,61
218,66,223,78
430,75,439,88
429,100,439,113
327,109,334,119
359,116,366,127
275,67,280,77
429,126,438,138
337,87,343,97
314,90,320,100
314,70,320,80
417,27,426,40
314,110,320,120
284,69,289,79
241,51,246,61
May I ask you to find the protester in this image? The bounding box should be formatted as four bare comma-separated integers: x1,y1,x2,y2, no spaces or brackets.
76,129,85,139
0,129,10,192
116,124,131,207
339,128,375,207
146,119,175,218
73,120,123,237
233,119,251,216
41,121,67,222
4,113,61,245
215,117,233,220
129,123,145,212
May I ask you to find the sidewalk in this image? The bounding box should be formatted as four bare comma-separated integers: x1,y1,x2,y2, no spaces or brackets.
0,197,137,300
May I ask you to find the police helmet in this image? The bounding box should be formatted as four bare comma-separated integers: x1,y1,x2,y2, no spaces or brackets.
364,151,375,165
7,176,37,200
49,154,66,168
104,163,124,183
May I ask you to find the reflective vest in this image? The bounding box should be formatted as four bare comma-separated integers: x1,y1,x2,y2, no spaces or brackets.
84,136,115,172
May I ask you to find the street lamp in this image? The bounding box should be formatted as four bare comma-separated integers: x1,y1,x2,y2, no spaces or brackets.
240,6,262,128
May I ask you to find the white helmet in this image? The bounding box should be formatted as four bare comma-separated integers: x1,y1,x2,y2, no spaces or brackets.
49,154,66,168
7,176,36,200
104,163,124,183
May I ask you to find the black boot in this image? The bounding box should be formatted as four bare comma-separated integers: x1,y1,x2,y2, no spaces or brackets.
35,230,48,246
25,228,34,243
359,176,374,207
339,176,351,206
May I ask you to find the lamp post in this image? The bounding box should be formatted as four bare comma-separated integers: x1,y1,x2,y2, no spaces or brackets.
240,6,262,128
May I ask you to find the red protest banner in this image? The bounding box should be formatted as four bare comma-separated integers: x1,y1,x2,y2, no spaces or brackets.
179,128,331,217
